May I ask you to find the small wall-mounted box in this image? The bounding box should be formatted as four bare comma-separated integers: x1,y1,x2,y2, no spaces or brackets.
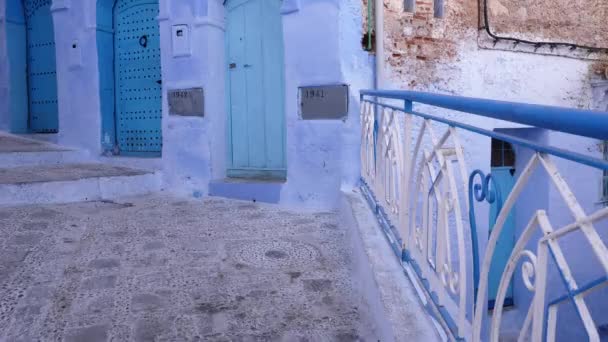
299,84,349,120
171,24,190,57
168,88,204,117
68,40,82,69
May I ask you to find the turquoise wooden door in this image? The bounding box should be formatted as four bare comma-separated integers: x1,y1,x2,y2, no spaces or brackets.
226,0,286,179
114,0,162,156
488,139,516,308
24,0,59,133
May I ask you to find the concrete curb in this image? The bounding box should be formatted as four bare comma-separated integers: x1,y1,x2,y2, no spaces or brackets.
339,189,443,342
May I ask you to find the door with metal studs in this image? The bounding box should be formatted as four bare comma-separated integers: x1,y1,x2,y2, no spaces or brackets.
24,0,59,133
114,0,162,156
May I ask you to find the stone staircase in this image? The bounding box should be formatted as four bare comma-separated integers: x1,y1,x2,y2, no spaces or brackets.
0,132,161,206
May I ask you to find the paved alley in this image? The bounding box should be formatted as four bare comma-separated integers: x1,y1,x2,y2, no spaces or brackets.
0,195,377,341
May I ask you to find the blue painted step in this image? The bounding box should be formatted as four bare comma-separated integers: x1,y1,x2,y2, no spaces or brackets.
209,179,284,204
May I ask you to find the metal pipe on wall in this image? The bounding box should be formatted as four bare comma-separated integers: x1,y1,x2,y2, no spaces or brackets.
374,0,384,89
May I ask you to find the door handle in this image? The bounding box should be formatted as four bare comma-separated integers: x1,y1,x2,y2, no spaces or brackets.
156,80,162,85
243,64,252,68
229,63,237,69
139,35,148,48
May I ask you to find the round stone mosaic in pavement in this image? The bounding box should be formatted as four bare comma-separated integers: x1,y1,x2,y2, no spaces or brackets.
230,239,321,269
0,195,379,341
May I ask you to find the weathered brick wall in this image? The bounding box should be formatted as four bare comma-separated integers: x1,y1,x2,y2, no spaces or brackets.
369,0,608,96
381,0,478,87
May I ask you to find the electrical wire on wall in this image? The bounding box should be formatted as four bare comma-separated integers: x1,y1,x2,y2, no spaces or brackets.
481,0,608,54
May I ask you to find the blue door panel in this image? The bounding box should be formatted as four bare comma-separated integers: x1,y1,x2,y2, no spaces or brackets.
226,5,248,168
243,2,266,169
6,0,28,133
97,0,115,151
24,0,59,133
114,0,162,156
98,30,116,150
260,0,286,169
226,0,286,178
488,167,516,308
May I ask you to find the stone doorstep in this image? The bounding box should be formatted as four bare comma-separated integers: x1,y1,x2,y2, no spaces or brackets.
0,132,90,167
0,164,162,206
208,178,284,204
0,132,68,153
0,149,90,168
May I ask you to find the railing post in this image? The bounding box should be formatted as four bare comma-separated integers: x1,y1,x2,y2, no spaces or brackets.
401,100,413,256
404,100,413,113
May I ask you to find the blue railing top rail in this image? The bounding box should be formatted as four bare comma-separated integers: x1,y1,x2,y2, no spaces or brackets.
361,92,608,171
361,89,608,141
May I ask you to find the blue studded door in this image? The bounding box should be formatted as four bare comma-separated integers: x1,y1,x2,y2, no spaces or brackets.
114,0,162,156
24,0,59,133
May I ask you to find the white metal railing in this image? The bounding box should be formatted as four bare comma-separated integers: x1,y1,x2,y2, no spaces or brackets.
359,90,608,341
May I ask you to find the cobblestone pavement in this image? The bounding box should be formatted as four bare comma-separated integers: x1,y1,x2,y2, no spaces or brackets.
0,195,377,341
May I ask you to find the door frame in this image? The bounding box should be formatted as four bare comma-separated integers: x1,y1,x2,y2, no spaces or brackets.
224,0,287,180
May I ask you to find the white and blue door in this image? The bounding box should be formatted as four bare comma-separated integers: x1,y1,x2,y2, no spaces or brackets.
113,0,162,156
488,139,516,308
226,0,286,179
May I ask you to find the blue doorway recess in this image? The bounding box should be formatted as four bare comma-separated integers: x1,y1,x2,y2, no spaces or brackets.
488,138,516,309
97,0,162,157
114,0,162,156
225,0,286,179
6,0,59,133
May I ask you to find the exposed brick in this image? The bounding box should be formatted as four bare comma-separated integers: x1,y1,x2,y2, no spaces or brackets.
362,0,607,89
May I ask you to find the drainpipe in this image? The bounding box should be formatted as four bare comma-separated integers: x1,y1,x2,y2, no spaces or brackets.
371,0,384,169
374,0,384,89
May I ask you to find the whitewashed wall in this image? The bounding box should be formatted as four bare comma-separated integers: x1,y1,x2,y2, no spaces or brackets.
0,0,373,209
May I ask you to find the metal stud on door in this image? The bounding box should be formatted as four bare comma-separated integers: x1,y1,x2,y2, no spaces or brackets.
24,0,59,133
114,0,162,156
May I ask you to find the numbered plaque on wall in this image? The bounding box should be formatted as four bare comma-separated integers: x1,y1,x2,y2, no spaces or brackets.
168,88,204,117
299,84,349,120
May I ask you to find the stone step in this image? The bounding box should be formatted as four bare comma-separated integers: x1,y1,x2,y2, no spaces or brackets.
209,178,285,204
0,163,162,206
0,132,89,167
